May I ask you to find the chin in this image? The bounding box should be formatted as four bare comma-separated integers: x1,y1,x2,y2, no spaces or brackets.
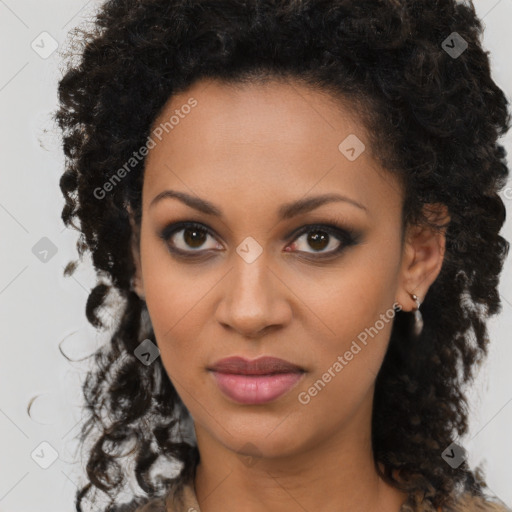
212,414,312,460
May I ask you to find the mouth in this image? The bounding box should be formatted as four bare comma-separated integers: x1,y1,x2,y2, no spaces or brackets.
207,356,305,405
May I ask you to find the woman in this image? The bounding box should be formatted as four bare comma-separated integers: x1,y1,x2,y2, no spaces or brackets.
54,1,511,511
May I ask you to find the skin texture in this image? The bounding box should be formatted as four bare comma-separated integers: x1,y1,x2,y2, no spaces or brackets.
130,78,450,512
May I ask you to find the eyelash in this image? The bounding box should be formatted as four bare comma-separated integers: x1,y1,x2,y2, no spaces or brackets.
158,220,362,262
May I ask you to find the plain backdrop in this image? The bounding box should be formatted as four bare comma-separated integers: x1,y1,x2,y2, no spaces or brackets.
1,1,511,511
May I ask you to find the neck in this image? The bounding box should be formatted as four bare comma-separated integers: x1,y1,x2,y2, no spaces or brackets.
193,394,408,512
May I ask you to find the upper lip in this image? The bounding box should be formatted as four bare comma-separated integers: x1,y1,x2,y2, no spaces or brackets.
208,356,304,375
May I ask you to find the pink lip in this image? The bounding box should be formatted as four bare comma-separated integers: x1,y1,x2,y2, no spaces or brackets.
208,356,305,405
210,372,304,404
209,356,303,375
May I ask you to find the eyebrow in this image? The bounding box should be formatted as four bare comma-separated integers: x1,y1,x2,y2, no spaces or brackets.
149,189,367,219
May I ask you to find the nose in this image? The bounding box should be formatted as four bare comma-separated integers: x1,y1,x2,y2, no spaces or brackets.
215,254,292,339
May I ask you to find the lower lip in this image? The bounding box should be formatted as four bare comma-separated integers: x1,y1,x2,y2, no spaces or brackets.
210,371,304,404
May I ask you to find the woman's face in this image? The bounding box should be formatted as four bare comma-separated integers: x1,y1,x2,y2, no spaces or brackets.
132,78,445,461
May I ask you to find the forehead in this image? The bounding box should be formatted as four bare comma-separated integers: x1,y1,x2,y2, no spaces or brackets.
148,77,364,152
142,78,402,218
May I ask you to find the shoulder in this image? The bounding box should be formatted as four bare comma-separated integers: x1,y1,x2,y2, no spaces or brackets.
107,496,167,512
444,492,511,512
131,497,168,512
110,478,200,512
401,487,510,512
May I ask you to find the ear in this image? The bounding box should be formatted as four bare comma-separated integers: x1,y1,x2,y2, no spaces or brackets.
127,204,145,300
395,203,450,312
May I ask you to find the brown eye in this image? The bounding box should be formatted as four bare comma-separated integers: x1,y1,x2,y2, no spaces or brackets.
288,227,342,255
306,230,331,252
160,222,222,254
284,222,362,259
159,220,360,261
182,226,208,249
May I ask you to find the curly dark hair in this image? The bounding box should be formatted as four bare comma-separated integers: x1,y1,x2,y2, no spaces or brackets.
53,0,511,510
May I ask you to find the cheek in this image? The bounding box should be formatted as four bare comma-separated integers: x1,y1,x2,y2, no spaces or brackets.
139,253,203,361
295,243,400,392
140,232,214,329
293,290,397,431
304,244,398,342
